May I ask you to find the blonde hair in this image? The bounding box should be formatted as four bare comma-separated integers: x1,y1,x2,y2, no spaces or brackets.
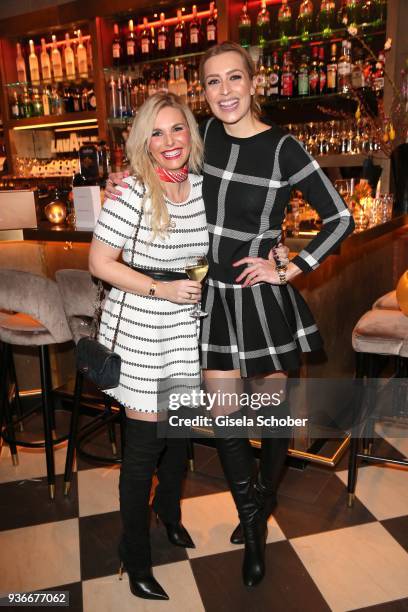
126,92,203,240
199,41,261,119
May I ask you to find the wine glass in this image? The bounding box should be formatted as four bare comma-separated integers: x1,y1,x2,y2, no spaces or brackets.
185,254,209,318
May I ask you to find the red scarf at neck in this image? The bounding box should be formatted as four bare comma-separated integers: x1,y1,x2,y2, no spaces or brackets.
155,165,189,183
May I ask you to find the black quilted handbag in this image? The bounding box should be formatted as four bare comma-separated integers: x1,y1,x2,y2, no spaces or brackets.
76,193,144,390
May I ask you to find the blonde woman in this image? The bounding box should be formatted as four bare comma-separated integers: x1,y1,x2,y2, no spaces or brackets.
89,92,208,601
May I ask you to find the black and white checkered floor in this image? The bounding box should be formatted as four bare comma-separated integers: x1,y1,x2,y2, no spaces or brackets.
1,412,408,612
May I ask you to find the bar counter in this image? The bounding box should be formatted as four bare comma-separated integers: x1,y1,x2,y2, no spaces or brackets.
1,215,408,391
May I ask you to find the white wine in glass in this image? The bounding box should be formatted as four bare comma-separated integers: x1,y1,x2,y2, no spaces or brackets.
185,255,209,318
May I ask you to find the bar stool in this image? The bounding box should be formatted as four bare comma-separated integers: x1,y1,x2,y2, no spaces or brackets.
0,270,73,499
55,269,125,496
347,307,408,507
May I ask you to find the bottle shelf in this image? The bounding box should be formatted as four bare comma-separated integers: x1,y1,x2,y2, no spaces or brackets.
253,21,386,53
4,74,96,89
103,50,205,74
316,152,386,168
261,90,379,124
7,110,98,129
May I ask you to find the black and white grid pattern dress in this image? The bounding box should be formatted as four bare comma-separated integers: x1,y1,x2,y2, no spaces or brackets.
93,175,209,413
200,118,355,377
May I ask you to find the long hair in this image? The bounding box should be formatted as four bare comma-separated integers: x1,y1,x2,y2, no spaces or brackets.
199,41,261,119
126,92,203,240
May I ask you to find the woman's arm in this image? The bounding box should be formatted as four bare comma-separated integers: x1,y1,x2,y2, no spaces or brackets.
280,135,355,273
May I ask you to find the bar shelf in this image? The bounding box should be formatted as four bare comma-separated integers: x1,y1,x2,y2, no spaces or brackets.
7,111,98,129
103,51,205,75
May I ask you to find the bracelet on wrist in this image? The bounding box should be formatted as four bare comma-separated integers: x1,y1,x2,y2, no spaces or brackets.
148,280,157,297
277,265,287,285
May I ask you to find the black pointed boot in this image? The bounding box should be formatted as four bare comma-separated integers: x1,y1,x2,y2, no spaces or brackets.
152,437,195,549
118,418,169,601
215,434,266,587
230,401,291,545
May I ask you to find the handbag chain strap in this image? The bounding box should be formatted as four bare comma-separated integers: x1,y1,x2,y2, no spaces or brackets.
90,182,146,350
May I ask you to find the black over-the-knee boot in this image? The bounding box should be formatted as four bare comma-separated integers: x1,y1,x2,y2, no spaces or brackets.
215,433,266,587
151,437,195,548
230,401,292,545
118,418,168,600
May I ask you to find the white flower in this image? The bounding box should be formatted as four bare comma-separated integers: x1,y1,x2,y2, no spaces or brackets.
347,25,358,36
384,37,392,51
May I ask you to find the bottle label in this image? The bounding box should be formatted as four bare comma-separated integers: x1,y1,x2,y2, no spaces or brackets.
255,74,266,96
112,44,121,59
158,34,166,50
207,25,216,41
268,73,279,95
127,41,135,56
141,40,149,54
309,71,319,92
89,94,96,109
190,30,199,44
319,71,327,92
175,32,183,47
327,64,336,89
298,72,309,95
281,73,293,96
374,76,384,91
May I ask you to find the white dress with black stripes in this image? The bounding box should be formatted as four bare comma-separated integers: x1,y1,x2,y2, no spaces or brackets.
93,175,209,413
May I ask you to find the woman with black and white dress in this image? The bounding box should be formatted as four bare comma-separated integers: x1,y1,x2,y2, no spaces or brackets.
89,92,208,601
105,42,354,590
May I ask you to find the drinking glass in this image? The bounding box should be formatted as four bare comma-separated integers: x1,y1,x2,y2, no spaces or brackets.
185,254,209,318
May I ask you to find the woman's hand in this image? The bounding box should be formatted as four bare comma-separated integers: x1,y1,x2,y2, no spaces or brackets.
157,280,202,304
268,242,290,267
233,256,302,287
105,171,130,201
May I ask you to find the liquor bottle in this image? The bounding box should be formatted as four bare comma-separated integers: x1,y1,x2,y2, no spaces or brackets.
372,0,387,24
157,13,169,56
148,72,158,97
157,70,169,93
362,53,373,89
297,54,309,96
318,46,327,94
296,1,314,42
51,35,63,82
174,9,186,53
268,51,280,99
64,33,76,80
23,87,33,117
317,0,336,37
112,24,124,67
109,75,117,117
337,0,348,25
10,91,20,118
255,55,267,103
309,46,319,96
344,0,362,27
126,19,137,65
32,88,43,116
42,86,51,115
77,30,88,79
351,47,364,88
28,40,40,85
337,39,351,93
40,38,52,83
238,2,252,49
16,43,27,83
361,0,374,23
187,69,197,110
278,0,292,41
256,0,271,49
73,88,81,112
326,43,337,92
178,63,188,104
168,63,178,94
372,51,385,94
140,18,152,60
51,87,63,115
62,87,73,113
116,76,125,117
87,87,97,111
137,74,147,107
281,51,294,98
206,2,217,47
189,5,202,52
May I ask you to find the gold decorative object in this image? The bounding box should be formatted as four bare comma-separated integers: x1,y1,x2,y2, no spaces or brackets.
44,202,67,225
396,270,408,316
